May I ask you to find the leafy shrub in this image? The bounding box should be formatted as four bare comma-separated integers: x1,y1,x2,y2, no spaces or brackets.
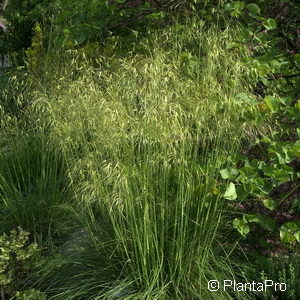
220,0,300,247
1,0,56,53
0,227,40,298
2,0,229,54
25,22,45,80
16,289,47,300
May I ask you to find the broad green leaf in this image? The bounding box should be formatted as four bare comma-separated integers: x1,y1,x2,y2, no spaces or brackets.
246,3,260,14
220,167,228,178
264,96,280,113
239,166,257,180
234,93,256,104
295,231,300,242
273,170,290,182
268,142,296,164
225,1,245,16
255,62,270,76
224,182,237,200
280,222,300,243
278,96,292,106
259,218,276,231
243,214,260,223
243,214,276,231
263,18,277,30
262,165,276,177
248,159,265,170
280,229,294,243
233,218,250,237
281,221,300,232
224,2,234,10
236,184,250,200
262,198,276,211
259,218,276,232
281,164,294,174
256,179,273,194
225,1,245,11
293,142,300,157
220,168,239,179
266,165,293,182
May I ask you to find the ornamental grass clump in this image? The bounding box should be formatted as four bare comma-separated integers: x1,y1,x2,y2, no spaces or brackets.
12,18,265,299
